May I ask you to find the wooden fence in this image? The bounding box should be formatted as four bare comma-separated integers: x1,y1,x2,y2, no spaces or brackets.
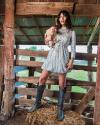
14,49,96,115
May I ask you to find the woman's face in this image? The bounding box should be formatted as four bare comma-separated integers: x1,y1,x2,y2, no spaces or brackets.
59,13,67,26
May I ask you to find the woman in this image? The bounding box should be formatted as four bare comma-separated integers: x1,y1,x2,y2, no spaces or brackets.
29,10,76,121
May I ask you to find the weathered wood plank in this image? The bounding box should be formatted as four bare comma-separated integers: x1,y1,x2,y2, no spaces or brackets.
15,86,85,100
15,34,99,38
16,23,32,42
15,25,100,29
15,49,48,57
71,92,85,100
16,76,96,86
16,2,100,16
1,0,15,118
87,17,100,46
27,57,35,99
15,87,54,97
15,92,90,107
16,2,73,16
16,60,42,67
75,4,100,16
78,0,97,4
0,46,4,109
16,76,58,84
1,2,100,16
16,60,97,71
15,49,96,61
94,34,100,125
14,0,98,4
15,40,98,45
15,98,33,107
75,87,95,114
74,65,96,72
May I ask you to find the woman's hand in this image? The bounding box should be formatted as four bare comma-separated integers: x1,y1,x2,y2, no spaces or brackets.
66,59,74,70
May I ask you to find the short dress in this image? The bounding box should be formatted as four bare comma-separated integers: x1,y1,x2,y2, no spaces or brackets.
42,27,76,73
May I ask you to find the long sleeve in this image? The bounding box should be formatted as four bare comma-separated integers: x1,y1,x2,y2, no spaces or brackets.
71,30,76,59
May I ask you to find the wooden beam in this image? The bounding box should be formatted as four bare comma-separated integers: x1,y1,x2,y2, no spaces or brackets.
82,17,94,42
96,0,100,4
87,45,93,82
0,46,4,110
78,0,97,4
15,60,97,72
15,87,54,98
16,2,73,16
15,40,44,45
15,87,85,100
16,76,58,85
16,2,100,16
15,40,98,45
15,34,98,44
0,4,5,16
15,95,85,108
94,33,100,125
15,98,33,107
15,34,99,37
27,56,35,99
87,17,100,46
16,76,95,86
74,65,96,72
15,49,48,57
71,92,85,100
15,25,100,29
32,17,44,38
15,49,96,61
16,60,42,67
15,23,32,42
75,87,95,114
1,0,15,118
75,4,100,16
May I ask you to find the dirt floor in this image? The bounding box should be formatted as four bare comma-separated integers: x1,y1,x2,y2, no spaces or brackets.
0,110,27,125
0,104,85,125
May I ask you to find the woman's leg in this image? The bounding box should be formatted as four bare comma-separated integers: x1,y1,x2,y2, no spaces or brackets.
58,73,66,89
28,70,50,112
39,70,50,85
57,73,66,120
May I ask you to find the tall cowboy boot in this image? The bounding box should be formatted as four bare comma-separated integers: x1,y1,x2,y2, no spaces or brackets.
57,87,66,121
28,84,45,112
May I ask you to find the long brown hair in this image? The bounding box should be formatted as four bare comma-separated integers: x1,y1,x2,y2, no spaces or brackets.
56,10,72,32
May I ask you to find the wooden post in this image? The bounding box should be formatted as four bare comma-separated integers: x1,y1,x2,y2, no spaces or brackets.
1,0,15,118
27,56,35,99
75,87,95,114
87,45,93,82
16,45,19,60
94,33,100,125
0,46,4,111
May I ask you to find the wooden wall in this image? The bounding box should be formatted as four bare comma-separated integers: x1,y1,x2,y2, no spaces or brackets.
16,0,98,4
0,46,4,109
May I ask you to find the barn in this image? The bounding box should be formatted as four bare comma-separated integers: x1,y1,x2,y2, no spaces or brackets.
0,0,100,125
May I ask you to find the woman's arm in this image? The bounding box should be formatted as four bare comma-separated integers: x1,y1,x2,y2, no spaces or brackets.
67,30,76,69
71,30,76,60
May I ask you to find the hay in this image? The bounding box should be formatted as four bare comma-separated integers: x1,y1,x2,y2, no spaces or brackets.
26,104,85,125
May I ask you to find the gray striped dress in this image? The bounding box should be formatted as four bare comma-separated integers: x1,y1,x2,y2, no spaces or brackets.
42,27,76,73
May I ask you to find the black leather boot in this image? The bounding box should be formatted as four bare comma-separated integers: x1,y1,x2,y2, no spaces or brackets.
28,84,45,112
57,87,66,121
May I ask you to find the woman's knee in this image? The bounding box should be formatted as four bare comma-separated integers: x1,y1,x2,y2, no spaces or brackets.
39,70,50,85
58,74,66,89
59,83,65,89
